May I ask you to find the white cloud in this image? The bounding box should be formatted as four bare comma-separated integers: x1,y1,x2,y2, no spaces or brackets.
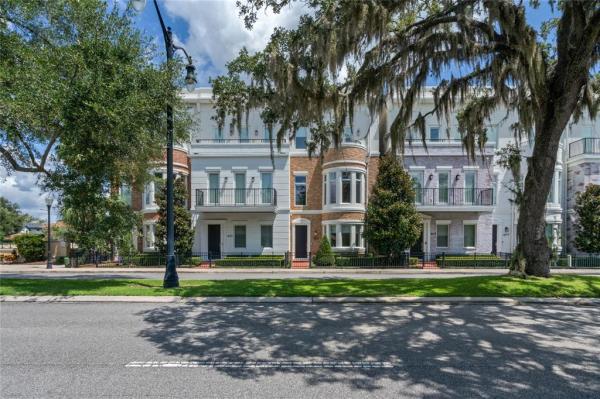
163,0,305,84
0,171,56,220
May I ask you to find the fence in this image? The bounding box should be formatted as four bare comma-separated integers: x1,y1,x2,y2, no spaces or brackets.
62,250,600,269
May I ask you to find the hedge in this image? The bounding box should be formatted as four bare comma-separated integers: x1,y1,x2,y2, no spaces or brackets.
14,234,46,262
331,256,411,268
214,256,286,267
436,255,507,268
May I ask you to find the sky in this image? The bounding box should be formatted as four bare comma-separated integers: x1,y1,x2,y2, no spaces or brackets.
0,0,557,220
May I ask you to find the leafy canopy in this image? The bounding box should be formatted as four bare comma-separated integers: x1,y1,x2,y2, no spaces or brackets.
0,197,30,240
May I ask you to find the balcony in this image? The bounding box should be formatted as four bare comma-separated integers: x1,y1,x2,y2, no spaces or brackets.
414,188,495,212
194,188,277,212
569,138,600,158
193,138,288,145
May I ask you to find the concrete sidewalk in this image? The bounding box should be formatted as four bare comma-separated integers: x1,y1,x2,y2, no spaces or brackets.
1,295,598,305
2,263,599,275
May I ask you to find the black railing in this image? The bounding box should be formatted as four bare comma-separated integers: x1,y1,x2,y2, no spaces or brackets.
569,138,600,157
194,138,288,144
195,188,277,207
414,188,495,206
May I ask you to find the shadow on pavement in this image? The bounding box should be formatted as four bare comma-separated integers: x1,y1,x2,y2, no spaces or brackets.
136,303,600,397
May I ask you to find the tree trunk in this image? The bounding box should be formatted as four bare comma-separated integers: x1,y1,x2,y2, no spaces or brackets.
515,131,562,276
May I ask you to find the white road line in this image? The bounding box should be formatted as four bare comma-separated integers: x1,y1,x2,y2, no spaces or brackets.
125,361,395,369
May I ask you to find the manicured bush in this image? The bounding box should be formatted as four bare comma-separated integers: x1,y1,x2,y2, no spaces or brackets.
313,236,335,266
409,257,419,266
14,234,46,262
436,255,507,268
333,255,409,268
214,256,285,267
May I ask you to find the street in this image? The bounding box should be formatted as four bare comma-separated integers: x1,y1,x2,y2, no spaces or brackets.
1,302,599,398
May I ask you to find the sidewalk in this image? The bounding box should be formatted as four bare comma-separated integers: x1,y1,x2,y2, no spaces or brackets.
1,263,599,275
1,295,598,305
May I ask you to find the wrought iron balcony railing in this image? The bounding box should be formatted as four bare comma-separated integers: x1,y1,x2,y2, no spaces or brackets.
569,138,600,158
195,188,277,207
414,188,495,206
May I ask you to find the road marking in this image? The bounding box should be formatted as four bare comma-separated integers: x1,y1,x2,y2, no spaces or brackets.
125,360,395,369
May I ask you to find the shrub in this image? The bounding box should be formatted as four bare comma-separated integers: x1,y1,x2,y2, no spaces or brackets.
436,255,507,268
14,234,46,262
313,236,335,266
334,255,410,268
1,253,17,263
409,257,418,266
214,257,285,267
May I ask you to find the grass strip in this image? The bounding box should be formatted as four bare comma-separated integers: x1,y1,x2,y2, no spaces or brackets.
0,275,599,298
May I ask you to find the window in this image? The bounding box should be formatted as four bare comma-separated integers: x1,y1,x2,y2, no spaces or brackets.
261,172,273,204
144,224,156,249
343,127,353,142
464,224,476,248
329,172,337,204
355,172,363,204
294,175,307,206
429,127,440,141
355,225,363,248
329,225,337,247
323,174,327,206
464,171,476,204
295,128,307,149
240,127,249,142
437,224,449,248
261,225,273,248
341,224,352,247
234,225,246,248
120,184,132,206
235,173,246,204
214,127,224,141
409,171,424,204
209,173,219,204
557,171,562,204
341,172,352,203
438,172,450,204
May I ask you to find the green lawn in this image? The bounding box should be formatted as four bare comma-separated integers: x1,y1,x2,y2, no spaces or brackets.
0,275,599,297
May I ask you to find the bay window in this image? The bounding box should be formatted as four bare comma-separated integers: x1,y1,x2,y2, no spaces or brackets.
325,223,364,249
323,169,366,207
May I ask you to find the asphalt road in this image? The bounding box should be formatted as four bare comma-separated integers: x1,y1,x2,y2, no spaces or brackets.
1,302,599,398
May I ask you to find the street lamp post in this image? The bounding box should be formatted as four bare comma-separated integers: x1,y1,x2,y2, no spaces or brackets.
131,0,197,288
45,196,54,269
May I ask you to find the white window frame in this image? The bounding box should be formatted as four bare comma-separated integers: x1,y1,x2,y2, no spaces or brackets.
463,221,477,249
436,221,450,249
143,223,156,251
234,225,247,249
294,173,307,206
323,167,366,208
260,224,273,249
323,221,365,249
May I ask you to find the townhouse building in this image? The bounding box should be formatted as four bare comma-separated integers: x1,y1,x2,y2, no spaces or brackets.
132,88,599,258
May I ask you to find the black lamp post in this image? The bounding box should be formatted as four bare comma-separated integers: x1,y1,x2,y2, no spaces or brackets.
131,0,197,288
45,196,54,269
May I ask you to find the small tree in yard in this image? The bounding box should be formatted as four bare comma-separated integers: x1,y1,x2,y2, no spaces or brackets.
155,178,194,257
313,236,335,266
574,184,600,254
14,234,46,262
364,154,421,258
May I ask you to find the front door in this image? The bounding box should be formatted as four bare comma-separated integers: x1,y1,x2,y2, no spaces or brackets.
411,228,424,255
294,225,308,259
207,224,221,259
492,224,498,255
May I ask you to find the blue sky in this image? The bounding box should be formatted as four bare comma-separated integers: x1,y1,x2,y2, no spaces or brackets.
1,0,559,219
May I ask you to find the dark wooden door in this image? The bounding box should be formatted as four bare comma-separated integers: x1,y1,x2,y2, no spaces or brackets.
294,225,308,259
411,229,424,254
208,224,221,259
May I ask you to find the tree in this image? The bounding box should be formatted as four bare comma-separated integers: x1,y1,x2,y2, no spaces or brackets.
1,0,189,206
363,154,421,257
155,178,193,257
574,184,600,254
14,234,45,261
0,197,29,240
215,0,600,276
313,236,335,266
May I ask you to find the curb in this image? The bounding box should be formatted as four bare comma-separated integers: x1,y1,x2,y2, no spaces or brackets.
1,295,598,306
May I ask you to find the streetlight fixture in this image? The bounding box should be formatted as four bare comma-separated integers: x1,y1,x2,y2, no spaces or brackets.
131,0,196,288
45,196,54,270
